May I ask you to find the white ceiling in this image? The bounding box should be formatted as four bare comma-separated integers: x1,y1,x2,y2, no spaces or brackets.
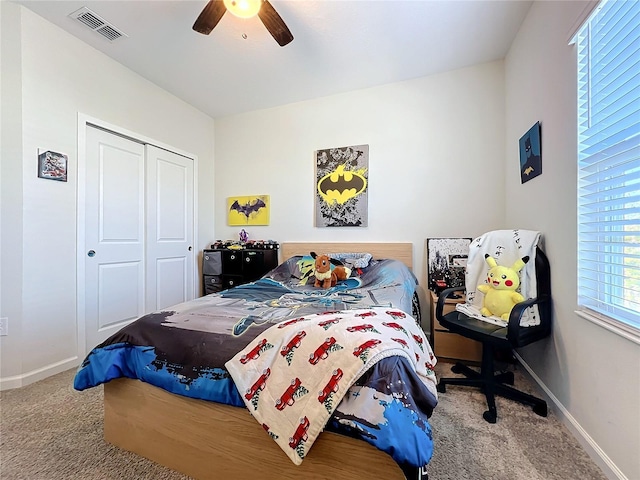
14,0,533,119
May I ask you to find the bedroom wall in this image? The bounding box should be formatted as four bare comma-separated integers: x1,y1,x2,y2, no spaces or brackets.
1,1,26,383
504,1,638,479
214,60,507,312
0,3,215,386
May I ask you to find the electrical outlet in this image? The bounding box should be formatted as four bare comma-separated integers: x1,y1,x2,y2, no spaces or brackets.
0,317,8,336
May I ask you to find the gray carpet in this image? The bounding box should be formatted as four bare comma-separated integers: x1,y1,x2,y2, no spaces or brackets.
0,363,607,480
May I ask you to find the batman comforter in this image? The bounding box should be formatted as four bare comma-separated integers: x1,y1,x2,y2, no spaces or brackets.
74,256,438,472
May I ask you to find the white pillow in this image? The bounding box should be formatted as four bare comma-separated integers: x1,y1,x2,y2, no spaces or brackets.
329,252,373,269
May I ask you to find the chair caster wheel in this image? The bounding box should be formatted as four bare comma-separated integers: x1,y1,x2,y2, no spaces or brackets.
502,371,515,385
451,364,464,374
533,402,548,417
483,410,497,423
436,383,446,393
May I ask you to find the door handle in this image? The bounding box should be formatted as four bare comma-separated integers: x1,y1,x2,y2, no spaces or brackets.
87,250,96,257
188,246,192,251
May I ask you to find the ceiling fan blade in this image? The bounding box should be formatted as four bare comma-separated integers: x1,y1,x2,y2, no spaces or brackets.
258,0,294,47
193,0,227,35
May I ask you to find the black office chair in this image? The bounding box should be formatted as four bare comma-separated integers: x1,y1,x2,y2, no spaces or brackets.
435,246,551,423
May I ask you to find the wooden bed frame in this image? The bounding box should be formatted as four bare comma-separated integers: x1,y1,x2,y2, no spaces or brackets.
104,242,414,480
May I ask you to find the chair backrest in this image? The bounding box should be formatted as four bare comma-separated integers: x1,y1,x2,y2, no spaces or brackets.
460,230,543,327
503,245,552,347
532,246,552,334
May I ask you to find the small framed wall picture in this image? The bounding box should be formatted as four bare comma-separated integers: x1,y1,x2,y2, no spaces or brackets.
519,122,542,184
426,237,472,293
38,150,68,182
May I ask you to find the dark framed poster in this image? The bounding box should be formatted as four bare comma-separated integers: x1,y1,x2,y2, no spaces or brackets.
426,237,472,293
519,121,542,183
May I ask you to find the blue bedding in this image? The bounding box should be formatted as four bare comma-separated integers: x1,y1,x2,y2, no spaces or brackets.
74,256,438,473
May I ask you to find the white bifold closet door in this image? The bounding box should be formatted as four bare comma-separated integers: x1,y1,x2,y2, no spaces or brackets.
84,126,194,349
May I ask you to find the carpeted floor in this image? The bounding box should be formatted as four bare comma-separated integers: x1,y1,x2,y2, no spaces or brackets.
0,363,607,480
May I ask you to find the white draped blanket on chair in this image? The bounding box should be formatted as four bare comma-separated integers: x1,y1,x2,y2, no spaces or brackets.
456,229,542,327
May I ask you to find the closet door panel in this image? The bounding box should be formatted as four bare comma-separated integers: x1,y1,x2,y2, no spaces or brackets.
145,145,195,311
85,126,145,349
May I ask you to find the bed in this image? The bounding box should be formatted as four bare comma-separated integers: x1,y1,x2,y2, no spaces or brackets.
74,242,437,480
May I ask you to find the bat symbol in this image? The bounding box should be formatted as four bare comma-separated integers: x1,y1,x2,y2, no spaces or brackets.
230,199,266,219
317,165,366,205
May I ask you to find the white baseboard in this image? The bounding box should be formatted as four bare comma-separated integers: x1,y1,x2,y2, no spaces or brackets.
514,352,627,480
0,356,79,391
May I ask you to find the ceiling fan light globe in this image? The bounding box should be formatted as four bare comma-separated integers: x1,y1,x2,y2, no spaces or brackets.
223,0,262,19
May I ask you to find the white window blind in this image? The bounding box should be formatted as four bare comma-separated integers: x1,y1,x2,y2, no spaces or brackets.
577,0,640,331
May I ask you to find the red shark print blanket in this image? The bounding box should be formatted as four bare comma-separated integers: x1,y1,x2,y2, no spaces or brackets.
225,307,437,465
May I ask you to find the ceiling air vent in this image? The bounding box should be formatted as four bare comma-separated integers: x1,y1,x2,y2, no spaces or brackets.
69,7,127,42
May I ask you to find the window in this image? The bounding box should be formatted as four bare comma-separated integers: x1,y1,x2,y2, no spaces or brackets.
576,0,640,333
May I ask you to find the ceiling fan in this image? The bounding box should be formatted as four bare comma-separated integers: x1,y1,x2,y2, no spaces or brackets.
193,0,294,47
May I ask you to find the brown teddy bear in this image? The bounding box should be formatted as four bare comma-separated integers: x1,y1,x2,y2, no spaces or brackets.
310,252,351,288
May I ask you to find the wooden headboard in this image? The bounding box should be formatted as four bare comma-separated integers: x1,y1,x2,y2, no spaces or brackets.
281,242,413,270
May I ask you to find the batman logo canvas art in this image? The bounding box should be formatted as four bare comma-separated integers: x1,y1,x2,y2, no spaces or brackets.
317,165,367,205
314,144,369,228
228,195,270,226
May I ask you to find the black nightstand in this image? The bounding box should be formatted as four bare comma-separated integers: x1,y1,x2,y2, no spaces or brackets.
202,244,279,295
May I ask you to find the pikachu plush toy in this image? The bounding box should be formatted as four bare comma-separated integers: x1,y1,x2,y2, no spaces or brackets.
477,254,529,321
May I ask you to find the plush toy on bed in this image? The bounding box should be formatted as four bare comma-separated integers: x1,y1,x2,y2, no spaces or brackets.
310,252,351,288
477,253,530,320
